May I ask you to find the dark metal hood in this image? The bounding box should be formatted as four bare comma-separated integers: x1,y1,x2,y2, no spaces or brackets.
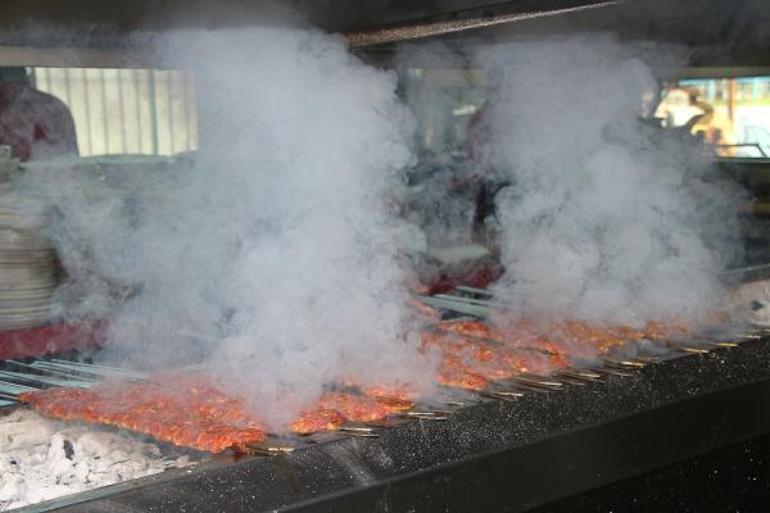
0,0,765,69
0,0,766,50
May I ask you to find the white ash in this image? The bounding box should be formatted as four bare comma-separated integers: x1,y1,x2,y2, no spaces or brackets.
0,410,194,511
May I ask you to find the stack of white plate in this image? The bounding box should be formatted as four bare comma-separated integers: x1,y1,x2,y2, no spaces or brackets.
0,149,57,330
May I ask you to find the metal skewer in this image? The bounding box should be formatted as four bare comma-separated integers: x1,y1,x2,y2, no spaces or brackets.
9,360,100,383
554,368,603,382
478,389,524,401
31,360,118,379
601,357,646,369
433,294,508,309
669,344,711,355
49,359,150,379
245,443,296,456
0,370,93,389
454,286,495,297
0,379,38,394
711,341,740,348
338,429,379,438
418,296,490,318
397,411,450,420
511,375,564,390
441,400,467,409
0,392,21,401
595,367,634,378
339,425,376,434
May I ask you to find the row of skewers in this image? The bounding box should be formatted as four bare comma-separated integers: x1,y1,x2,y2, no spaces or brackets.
2,287,763,455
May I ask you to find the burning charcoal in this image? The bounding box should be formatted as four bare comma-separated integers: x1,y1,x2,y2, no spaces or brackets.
73,431,117,459
26,484,80,505
74,461,89,482
63,439,75,460
45,434,76,475
107,449,129,465
0,475,26,508
139,443,162,458
0,417,55,451
0,411,195,510
0,457,16,474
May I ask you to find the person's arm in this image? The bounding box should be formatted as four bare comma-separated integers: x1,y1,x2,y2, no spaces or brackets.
28,91,79,160
39,96,79,156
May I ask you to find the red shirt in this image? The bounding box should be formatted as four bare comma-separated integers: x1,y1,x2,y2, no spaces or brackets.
0,83,78,161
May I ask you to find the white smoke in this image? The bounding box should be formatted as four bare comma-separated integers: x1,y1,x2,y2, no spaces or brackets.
20,24,434,428
17,28,745,429
475,34,743,326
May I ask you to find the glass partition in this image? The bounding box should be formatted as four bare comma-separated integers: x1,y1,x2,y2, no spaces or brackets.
656,76,770,158
29,67,198,157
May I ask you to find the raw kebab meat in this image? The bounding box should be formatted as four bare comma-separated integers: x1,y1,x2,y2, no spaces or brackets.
290,390,415,435
21,372,420,445
20,372,267,453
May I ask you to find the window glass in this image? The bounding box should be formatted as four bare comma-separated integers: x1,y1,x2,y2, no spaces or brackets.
656,76,770,158
400,67,487,160
30,67,198,157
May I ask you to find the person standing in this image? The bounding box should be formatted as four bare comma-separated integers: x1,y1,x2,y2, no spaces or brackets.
0,67,78,161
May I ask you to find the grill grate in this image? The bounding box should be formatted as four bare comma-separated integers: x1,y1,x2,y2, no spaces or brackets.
1,291,767,454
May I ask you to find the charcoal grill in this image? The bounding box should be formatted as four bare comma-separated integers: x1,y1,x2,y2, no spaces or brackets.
3,328,770,513
2,0,770,511
4,286,770,513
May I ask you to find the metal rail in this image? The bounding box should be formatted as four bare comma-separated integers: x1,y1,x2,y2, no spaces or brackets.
345,0,621,47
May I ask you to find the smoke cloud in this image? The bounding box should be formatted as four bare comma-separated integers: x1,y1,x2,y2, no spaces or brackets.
16,26,746,428
474,34,743,327
20,24,433,427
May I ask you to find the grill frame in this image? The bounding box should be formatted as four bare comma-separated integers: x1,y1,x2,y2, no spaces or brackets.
13,336,770,513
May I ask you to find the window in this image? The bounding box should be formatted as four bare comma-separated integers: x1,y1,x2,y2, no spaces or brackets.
30,67,198,157
658,76,770,158
399,67,487,159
